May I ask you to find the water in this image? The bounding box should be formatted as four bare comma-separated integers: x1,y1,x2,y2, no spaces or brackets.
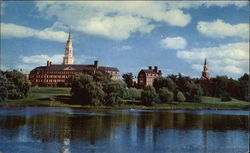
0,107,248,153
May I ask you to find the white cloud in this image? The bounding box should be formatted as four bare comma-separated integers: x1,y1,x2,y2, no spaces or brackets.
197,19,249,39
21,54,64,65
161,37,187,50
177,42,249,77
19,54,63,72
113,45,132,51
165,1,248,9
19,54,96,72
35,1,191,40
1,23,68,42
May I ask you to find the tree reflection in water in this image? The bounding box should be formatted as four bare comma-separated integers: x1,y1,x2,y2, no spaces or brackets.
0,108,248,153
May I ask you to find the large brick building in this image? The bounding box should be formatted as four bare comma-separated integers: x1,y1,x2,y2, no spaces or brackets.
137,66,162,88
29,32,120,87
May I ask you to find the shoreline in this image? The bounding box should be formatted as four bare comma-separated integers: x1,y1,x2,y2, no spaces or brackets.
0,103,248,111
1,87,248,111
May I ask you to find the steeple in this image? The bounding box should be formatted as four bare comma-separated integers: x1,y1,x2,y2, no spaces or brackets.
63,31,74,65
201,58,210,80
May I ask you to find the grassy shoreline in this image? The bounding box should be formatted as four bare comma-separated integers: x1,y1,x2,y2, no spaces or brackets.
1,87,249,110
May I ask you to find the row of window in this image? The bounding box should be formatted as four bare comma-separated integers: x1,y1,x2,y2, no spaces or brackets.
36,79,65,83
146,73,158,77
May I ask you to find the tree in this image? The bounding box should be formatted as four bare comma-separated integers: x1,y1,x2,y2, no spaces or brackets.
0,72,8,102
158,87,173,103
104,81,127,106
71,74,105,105
1,70,30,100
141,86,159,106
221,91,232,102
125,88,142,100
122,73,134,88
153,77,177,92
176,91,186,102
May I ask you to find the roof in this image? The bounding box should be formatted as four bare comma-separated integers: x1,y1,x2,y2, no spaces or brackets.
139,69,159,74
32,64,119,72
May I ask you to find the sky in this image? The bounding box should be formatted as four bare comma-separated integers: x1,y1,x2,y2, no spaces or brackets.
1,1,249,79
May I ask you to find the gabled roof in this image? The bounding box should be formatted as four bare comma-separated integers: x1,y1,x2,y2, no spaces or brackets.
32,64,119,72
139,69,159,74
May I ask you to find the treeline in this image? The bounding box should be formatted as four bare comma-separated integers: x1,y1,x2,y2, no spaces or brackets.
122,73,250,105
0,70,30,102
198,73,249,101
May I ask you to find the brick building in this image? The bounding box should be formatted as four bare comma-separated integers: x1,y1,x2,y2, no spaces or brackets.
29,32,120,87
137,66,162,88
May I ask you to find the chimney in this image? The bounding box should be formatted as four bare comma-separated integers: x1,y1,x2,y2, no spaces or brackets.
94,60,99,69
149,66,152,70
158,70,162,76
154,66,158,73
47,61,52,67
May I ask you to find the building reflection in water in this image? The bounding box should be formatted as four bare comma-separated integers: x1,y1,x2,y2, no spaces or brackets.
0,108,248,153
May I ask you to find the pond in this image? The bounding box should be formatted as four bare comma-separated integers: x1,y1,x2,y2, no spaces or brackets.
0,107,248,153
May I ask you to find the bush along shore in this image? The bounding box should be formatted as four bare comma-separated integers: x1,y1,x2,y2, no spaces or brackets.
0,70,249,110
1,87,248,110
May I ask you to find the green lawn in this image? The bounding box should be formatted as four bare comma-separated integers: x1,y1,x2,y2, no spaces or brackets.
1,87,249,110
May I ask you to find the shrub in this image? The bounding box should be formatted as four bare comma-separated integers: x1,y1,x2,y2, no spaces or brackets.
176,91,186,102
1,70,30,100
104,81,127,106
125,88,142,100
71,74,105,105
221,92,232,102
141,86,159,106
194,95,202,103
158,87,173,103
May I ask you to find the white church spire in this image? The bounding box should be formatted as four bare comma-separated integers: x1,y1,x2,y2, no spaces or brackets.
63,31,74,65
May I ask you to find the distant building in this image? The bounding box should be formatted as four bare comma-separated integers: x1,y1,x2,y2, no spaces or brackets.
201,58,210,80
29,32,120,87
137,66,162,88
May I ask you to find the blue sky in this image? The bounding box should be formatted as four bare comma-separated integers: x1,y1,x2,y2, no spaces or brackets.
1,1,249,79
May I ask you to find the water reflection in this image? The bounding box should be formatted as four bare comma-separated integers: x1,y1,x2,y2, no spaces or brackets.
0,108,248,153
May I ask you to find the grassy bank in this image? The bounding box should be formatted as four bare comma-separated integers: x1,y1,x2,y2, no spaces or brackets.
1,87,249,110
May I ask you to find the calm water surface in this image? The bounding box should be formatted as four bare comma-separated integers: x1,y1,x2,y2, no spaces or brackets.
0,107,248,153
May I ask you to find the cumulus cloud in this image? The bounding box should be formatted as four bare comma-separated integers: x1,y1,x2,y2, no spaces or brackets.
197,19,249,39
1,23,68,42
35,1,191,40
161,37,187,50
21,54,64,65
177,42,249,77
19,54,96,72
19,54,64,72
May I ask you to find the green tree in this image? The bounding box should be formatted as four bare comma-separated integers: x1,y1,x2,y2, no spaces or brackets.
0,72,8,102
71,74,105,105
221,91,232,102
153,77,177,92
122,73,134,88
125,88,142,100
158,87,173,103
2,70,30,99
141,86,159,106
104,81,127,106
176,91,186,102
